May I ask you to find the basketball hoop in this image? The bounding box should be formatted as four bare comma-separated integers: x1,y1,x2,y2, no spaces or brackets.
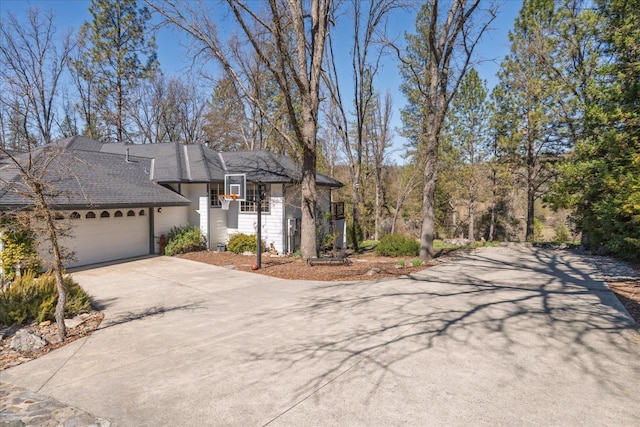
218,194,237,210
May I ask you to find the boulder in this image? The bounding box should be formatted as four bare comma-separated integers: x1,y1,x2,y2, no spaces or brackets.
366,268,381,276
9,329,48,351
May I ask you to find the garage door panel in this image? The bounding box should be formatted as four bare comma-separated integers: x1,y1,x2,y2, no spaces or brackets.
63,210,149,267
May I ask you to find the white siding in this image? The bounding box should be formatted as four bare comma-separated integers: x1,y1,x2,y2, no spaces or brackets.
181,183,208,226
209,207,228,249
233,184,285,254
282,185,334,254
153,206,190,253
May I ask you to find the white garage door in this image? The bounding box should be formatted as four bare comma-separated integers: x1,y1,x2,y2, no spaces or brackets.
65,209,150,267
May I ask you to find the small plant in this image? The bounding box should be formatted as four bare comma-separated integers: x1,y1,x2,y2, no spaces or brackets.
553,222,570,243
227,233,266,254
292,250,302,259
376,234,420,257
0,271,92,326
395,260,405,267
164,225,207,256
0,226,41,281
411,259,422,267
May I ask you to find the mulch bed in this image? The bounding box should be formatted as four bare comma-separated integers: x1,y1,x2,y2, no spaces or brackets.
607,281,640,324
179,250,435,282
0,311,104,371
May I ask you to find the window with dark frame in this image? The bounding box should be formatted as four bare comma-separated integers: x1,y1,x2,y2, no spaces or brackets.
241,183,270,213
210,182,223,208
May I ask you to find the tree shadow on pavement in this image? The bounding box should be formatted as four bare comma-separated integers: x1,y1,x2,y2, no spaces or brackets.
243,246,640,419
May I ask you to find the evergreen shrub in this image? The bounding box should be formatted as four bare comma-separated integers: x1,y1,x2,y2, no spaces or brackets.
227,233,266,254
375,234,420,257
165,225,207,256
0,271,92,326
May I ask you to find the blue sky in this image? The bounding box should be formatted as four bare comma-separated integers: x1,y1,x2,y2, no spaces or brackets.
1,0,522,155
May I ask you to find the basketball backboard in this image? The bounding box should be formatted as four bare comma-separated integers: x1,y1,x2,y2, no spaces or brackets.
224,173,246,201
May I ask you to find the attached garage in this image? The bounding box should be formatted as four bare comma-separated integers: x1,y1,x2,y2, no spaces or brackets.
63,209,150,267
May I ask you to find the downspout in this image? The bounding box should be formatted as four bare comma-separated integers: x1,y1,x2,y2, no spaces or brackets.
206,183,211,250
149,207,155,255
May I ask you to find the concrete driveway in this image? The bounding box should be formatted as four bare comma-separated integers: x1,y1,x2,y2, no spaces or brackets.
2,247,639,426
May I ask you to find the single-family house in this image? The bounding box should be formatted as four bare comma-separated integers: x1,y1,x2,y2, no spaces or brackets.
0,136,344,268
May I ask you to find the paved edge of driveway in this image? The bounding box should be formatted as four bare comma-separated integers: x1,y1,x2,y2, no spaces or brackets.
0,382,111,426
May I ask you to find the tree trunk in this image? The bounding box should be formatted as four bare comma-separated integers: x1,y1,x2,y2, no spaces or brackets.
420,141,438,261
489,177,496,242
374,168,381,241
300,117,318,259
35,191,67,340
351,166,361,251
468,196,475,242
526,184,535,241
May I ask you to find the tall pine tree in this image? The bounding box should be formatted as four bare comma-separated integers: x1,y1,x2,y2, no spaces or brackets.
78,0,157,143
552,0,640,259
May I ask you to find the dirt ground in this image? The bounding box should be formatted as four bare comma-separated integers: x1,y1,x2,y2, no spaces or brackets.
1,248,638,371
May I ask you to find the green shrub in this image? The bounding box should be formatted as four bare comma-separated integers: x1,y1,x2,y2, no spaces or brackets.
0,271,92,326
0,227,41,281
375,234,420,257
411,259,423,267
164,225,207,256
553,222,570,243
227,233,266,254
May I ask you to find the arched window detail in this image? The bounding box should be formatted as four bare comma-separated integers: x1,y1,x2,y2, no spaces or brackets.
86,211,96,219
100,211,110,218
127,210,135,217
70,212,81,220
139,209,146,216
114,210,123,217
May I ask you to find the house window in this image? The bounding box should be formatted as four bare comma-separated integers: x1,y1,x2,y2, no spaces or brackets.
100,211,110,218
86,211,96,219
241,183,270,213
331,202,345,220
139,209,145,216
114,210,123,217
127,210,135,217
70,212,81,220
210,183,223,208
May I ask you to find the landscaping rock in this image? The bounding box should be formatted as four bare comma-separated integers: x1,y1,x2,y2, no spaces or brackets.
366,268,381,276
9,330,47,351
64,316,85,329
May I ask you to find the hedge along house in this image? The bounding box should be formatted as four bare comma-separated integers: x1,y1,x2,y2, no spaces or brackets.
0,136,344,268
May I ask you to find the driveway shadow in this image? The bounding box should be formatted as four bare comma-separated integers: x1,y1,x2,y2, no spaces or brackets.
243,247,639,422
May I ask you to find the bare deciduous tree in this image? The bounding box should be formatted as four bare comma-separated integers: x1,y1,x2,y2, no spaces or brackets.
365,91,394,240
399,0,495,261
0,143,78,340
323,0,399,250
0,8,73,146
151,0,333,259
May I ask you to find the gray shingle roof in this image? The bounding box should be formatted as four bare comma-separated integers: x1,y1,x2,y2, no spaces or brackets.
65,137,342,187
1,136,343,210
1,143,191,209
